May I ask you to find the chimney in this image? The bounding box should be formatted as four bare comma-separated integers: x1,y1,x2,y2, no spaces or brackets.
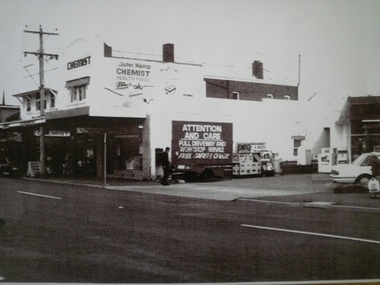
252,60,263,79
104,42,112,57
163,43,174,62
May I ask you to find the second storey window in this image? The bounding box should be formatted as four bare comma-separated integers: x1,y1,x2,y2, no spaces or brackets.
50,94,56,108
232,92,240,100
66,77,90,103
70,85,87,103
26,97,31,112
35,94,47,111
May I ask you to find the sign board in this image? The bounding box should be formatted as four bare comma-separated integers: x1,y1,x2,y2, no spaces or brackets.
172,121,233,165
34,130,71,137
236,142,266,153
27,161,40,177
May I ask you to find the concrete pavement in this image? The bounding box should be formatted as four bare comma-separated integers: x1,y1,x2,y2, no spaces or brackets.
105,173,325,201
21,173,380,210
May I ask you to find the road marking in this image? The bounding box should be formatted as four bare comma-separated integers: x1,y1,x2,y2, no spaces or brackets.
17,191,62,200
241,224,380,245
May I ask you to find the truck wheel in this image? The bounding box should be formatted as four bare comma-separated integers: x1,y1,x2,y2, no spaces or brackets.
355,174,371,187
201,169,213,182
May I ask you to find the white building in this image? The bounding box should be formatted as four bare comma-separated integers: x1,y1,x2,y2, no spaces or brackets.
0,35,331,179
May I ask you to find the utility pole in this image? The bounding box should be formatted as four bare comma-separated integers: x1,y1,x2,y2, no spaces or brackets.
24,25,59,176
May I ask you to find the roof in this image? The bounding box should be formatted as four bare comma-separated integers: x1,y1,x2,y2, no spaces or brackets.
13,88,57,98
0,105,19,109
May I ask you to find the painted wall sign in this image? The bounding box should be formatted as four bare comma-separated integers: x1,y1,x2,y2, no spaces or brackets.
172,121,233,164
116,61,151,79
67,56,91,70
115,61,153,92
100,57,203,108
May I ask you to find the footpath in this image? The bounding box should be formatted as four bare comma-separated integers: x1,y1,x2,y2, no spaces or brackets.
22,173,380,210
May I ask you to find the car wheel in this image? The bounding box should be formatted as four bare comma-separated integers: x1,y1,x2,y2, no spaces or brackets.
201,169,213,182
355,175,371,187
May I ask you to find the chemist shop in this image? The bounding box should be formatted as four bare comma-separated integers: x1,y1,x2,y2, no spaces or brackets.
38,115,146,178
0,109,146,178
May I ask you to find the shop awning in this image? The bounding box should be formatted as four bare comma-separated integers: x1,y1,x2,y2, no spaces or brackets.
45,106,90,120
0,116,45,129
65,77,90,88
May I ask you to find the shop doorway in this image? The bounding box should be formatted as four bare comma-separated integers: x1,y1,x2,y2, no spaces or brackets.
74,134,96,176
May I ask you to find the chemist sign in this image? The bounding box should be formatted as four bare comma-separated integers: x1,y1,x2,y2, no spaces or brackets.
172,121,233,165
34,130,71,137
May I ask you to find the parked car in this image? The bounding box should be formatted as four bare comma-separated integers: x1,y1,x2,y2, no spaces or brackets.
0,157,19,177
330,151,380,186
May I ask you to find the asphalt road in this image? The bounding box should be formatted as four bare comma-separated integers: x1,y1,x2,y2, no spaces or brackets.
0,177,380,283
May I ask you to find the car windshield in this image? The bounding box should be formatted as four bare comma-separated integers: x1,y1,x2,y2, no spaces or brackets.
352,154,369,166
360,155,373,166
352,153,380,166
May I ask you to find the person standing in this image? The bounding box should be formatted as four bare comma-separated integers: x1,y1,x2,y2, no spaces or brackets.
369,154,380,198
161,147,171,185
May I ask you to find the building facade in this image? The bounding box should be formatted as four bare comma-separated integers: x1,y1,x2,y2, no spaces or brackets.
335,96,380,161
0,35,330,179
0,101,21,159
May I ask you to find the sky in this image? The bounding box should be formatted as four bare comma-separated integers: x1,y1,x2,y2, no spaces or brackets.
1,0,380,120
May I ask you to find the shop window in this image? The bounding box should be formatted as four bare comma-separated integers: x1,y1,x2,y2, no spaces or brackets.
65,77,90,103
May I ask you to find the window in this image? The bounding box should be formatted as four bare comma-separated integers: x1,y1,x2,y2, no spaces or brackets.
232,92,240,100
267,94,273,99
36,94,40,111
26,97,31,112
35,94,47,111
66,77,90,103
70,85,87,103
293,139,302,157
50,94,55,108
284,95,290,100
